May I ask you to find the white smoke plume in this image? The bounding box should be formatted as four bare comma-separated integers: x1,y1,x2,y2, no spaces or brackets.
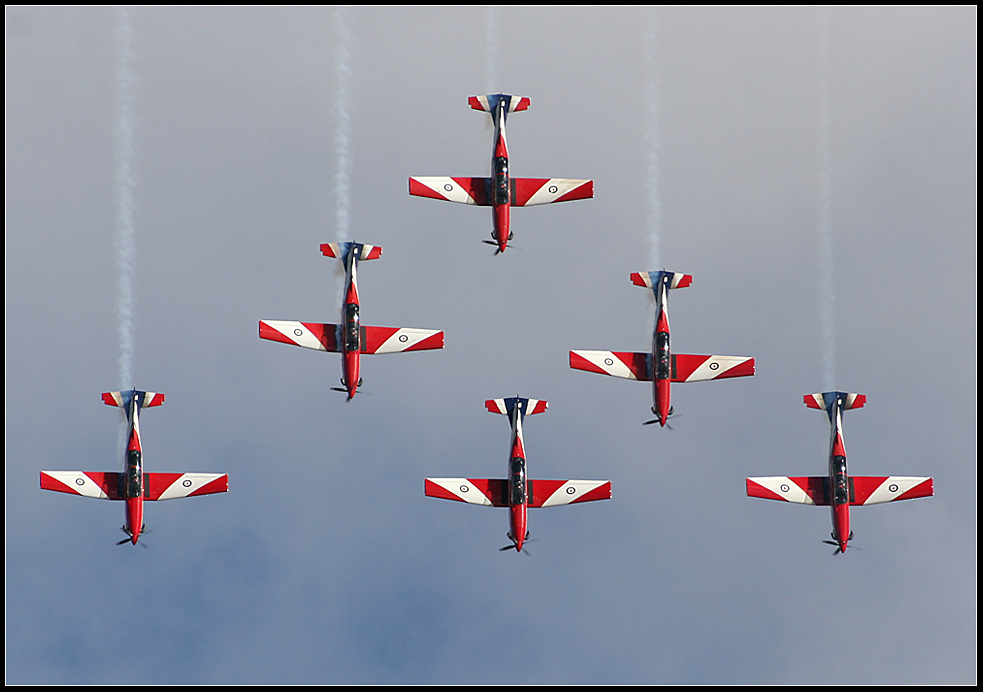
331,7,353,303
331,7,352,244
485,7,498,94
816,9,836,391
113,6,137,392
642,8,662,272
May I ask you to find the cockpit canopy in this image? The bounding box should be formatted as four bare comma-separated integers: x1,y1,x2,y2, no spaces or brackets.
344,303,360,352
494,156,509,205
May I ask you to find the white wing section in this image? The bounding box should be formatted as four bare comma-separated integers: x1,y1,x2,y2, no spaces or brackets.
746,476,818,505
260,320,333,351
539,480,611,507
425,478,495,506
155,473,228,500
678,355,754,382
367,328,443,354
519,179,592,206
860,476,934,505
41,471,112,500
410,177,481,205
570,350,647,380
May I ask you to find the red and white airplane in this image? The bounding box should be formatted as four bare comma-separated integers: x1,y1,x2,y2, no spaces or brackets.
409,93,594,254
40,390,229,545
259,242,444,401
570,270,755,426
425,397,611,552
746,392,934,554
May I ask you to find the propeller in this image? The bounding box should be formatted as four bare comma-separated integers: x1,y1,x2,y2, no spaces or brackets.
116,525,149,548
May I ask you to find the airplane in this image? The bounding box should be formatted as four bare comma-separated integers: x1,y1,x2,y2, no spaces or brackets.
569,270,755,426
746,391,934,554
259,241,444,401
39,390,229,545
409,93,594,254
425,397,611,552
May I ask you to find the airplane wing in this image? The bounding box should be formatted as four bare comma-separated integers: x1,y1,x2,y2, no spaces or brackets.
361,326,444,354
41,471,123,500
746,476,827,505
511,178,593,206
847,476,934,505
259,320,340,352
144,473,229,500
569,350,651,381
528,479,612,507
425,478,508,507
672,354,755,382
409,177,491,205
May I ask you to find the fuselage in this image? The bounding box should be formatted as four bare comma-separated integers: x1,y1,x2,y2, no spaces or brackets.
490,100,511,254
826,397,851,553
340,248,362,400
123,396,144,544
506,404,529,552
651,277,672,427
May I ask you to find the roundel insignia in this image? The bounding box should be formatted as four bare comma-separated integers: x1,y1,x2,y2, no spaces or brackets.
889,483,899,493
549,185,558,194
183,479,193,488
444,183,453,192
459,485,470,493
604,358,614,366
709,362,719,370
566,486,576,494
294,328,303,337
399,334,409,342
75,477,86,486
780,484,790,493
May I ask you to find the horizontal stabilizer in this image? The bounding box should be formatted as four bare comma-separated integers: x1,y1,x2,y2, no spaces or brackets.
425,478,508,507
672,354,755,382
485,397,548,416
41,471,228,500
102,390,165,409
319,242,382,261
468,94,530,113
569,350,650,381
529,479,612,507
511,178,593,206
630,271,692,290
259,321,340,352
361,326,444,354
747,475,933,506
804,392,866,411
409,177,491,205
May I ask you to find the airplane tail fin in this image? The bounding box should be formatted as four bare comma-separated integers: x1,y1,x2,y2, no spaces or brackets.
804,392,867,412
101,390,165,409
319,242,383,262
630,271,693,291
485,397,548,417
469,94,531,114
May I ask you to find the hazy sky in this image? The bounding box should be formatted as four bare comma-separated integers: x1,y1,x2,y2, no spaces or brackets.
6,6,976,684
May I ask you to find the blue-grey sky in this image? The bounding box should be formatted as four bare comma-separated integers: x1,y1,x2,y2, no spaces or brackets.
6,6,976,684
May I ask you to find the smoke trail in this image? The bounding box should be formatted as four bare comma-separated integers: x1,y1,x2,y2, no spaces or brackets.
113,6,137,391
816,9,836,390
642,8,661,272
330,8,353,303
331,7,352,244
485,7,498,93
